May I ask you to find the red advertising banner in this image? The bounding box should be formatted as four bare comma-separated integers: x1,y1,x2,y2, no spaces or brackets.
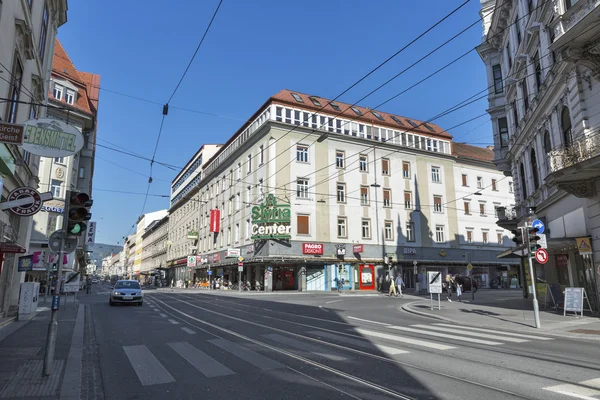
302,243,324,255
210,209,220,232
353,244,364,253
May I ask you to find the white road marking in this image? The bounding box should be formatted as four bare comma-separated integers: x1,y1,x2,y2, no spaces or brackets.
168,319,180,325
169,342,235,378
325,299,344,304
122,345,175,386
210,339,283,370
389,326,502,346
411,325,528,343
347,316,390,326
181,327,196,335
543,378,600,399
318,306,329,312
354,328,456,351
433,323,554,341
307,330,409,356
264,333,348,361
159,313,167,318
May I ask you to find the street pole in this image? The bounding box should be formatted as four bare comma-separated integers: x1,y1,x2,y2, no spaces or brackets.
525,221,541,329
43,190,70,376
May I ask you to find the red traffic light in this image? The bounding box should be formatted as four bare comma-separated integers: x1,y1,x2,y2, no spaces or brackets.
70,192,90,206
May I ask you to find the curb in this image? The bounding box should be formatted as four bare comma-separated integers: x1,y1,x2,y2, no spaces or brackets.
0,316,16,330
401,301,454,323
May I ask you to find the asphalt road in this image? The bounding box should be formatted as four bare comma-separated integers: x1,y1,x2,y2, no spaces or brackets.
80,284,600,400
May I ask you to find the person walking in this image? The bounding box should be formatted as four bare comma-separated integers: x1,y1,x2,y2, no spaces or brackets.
395,275,404,297
445,274,453,302
388,275,397,297
455,274,463,302
339,277,345,293
86,276,92,294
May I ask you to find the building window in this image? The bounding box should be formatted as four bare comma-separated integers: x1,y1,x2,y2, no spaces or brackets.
565,0,576,10
384,221,394,241
360,186,369,205
5,54,23,123
402,162,410,179
337,217,347,238
494,205,499,218
39,4,49,59
435,226,445,243
404,191,412,209
498,117,509,148
336,151,345,168
492,64,503,94
464,201,470,215
47,214,59,237
379,188,389,207
512,102,519,127
361,219,371,239
79,167,85,179
65,89,75,105
228,199,232,215
497,232,503,245
492,179,497,191
297,179,309,198
381,158,390,175
531,148,540,190
522,80,529,112
227,228,231,245
247,154,252,174
359,155,368,172
433,195,443,213
482,231,489,244
53,83,63,100
245,219,250,240
220,230,223,247
246,186,251,206
237,163,242,180
337,183,346,203
461,174,468,186
236,193,241,210
259,145,264,165
515,14,522,45
534,52,542,90
296,145,308,163
466,230,473,243
561,107,572,146
406,222,415,242
431,166,441,183
509,181,514,193
51,179,62,198
54,157,65,164
297,215,309,235
479,203,486,216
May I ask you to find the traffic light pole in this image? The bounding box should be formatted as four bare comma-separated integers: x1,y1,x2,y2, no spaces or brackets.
525,220,541,329
43,190,70,376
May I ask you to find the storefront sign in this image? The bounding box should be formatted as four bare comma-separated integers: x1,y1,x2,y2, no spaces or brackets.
226,248,240,258
17,255,33,271
187,256,197,267
187,230,199,240
336,244,346,256
41,205,64,213
6,187,43,216
209,253,221,263
353,244,363,253
0,122,24,145
86,221,96,245
403,247,417,255
251,194,291,240
21,118,84,157
302,243,324,255
0,242,26,254
210,209,220,233
199,257,208,264
246,245,254,254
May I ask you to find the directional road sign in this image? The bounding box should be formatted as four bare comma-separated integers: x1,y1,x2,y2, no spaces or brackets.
535,248,549,264
532,219,545,234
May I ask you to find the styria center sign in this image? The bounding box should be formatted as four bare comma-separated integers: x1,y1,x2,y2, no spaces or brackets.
251,194,292,240
21,118,84,158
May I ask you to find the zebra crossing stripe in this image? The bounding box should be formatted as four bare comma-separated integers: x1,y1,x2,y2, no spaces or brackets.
307,330,409,355
410,325,528,343
433,324,554,341
543,378,600,399
209,339,283,370
354,328,455,350
389,326,503,346
123,345,175,386
263,333,348,361
169,342,235,378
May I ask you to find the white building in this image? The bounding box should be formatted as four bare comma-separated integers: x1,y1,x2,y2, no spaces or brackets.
140,214,168,283
133,210,167,277
477,0,600,308
0,0,67,317
167,89,518,291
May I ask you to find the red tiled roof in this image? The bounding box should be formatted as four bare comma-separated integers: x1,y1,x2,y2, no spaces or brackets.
452,142,494,162
270,89,452,139
49,39,96,116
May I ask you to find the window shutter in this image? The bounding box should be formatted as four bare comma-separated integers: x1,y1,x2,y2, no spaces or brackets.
297,215,309,235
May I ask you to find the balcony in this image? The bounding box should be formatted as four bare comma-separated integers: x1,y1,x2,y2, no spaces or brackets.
495,206,519,230
547,135,600,198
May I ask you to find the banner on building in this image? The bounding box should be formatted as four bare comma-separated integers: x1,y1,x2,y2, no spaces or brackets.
210,209,220,233
86,222,96,245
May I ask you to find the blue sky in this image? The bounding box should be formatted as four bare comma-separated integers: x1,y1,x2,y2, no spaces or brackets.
56,0,492,246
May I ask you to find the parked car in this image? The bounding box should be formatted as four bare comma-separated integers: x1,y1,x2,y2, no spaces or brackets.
454,275,478,292
109,280,143,306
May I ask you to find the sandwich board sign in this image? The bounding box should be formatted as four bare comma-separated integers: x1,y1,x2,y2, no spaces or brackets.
427,271,442,310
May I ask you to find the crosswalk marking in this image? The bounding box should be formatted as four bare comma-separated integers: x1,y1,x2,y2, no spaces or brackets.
410,324,529,343
432,323,554,341
168,319,179,325
354,328,456,350
168,342,235,378
210,339,284,370
159,313,167,318
123,345,175,386
180,327,196,335
389,326,503,346
544,378,600,399
307,330,409,356
263,333,348,361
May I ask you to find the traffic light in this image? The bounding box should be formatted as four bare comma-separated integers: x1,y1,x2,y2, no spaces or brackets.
527,227,541,253
67,192,92,236
511,228,524,245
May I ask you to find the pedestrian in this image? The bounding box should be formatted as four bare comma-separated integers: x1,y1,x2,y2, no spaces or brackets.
445,274,453,302
395,275,404,297
388,275,397,297
339,277,345,293
86,276,92,294
378,275,384,292
455,274,463,302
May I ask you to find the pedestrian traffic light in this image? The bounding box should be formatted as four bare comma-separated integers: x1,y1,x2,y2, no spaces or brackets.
527,227,541,252
67,192,92,236
511,228,524,245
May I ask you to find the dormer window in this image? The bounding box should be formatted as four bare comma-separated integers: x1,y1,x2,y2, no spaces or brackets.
309,97,321,107
65,89,75,105
291,93,303,103
351,106,362,116
53,83,63,100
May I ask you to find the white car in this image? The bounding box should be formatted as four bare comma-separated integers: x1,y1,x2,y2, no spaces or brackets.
109,280,143,306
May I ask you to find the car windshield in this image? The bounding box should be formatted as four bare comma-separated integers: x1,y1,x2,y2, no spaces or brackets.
114,281,140,289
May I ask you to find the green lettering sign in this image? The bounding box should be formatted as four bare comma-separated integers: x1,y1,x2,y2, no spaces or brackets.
251,194,291,240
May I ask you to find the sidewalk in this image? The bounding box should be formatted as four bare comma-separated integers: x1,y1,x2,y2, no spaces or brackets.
401,289,600,341
0,297,85,399
154,287,383,296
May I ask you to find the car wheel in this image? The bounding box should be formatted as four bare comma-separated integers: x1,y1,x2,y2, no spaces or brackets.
109,300,114,306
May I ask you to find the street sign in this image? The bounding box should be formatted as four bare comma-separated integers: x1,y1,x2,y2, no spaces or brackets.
535,248,549,264
208,270,213,275
48,230,77,253
2,187,51,216
538,233,547,249
428,271,442,294
187,256,197,267
0,122,24,145
238,256,243,262
532,219,545,234
238,266,243,272
0,242,26,254
238,261,243,267
467,263,473,271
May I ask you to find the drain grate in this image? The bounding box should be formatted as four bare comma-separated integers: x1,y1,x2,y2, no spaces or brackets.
569,329,600,335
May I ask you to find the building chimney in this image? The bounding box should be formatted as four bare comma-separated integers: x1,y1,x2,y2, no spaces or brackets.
487,145,494,150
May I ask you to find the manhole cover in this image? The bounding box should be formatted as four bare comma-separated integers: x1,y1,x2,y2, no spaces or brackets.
568,329,600,335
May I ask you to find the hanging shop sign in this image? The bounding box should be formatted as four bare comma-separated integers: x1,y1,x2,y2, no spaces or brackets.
187,230,199,240
302,243,324,255
336,244,346,256
210,209,220,233
187,256,197,268
3,187,47,216
251,194,291,240
352,244,363,253
21,118,84,158
0,242,26,254
0,122,24,145
17,255,33,271
226,248,240,258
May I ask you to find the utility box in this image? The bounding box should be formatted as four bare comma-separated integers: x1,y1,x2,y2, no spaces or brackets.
18,282,40,320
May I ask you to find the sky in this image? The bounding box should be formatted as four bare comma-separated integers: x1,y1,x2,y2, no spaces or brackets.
56,0,493,246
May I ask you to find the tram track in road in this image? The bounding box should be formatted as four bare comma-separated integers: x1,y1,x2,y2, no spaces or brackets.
172,292,600,373
148,293,558,400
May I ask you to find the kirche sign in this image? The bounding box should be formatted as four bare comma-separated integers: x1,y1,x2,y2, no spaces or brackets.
302,243,324,255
